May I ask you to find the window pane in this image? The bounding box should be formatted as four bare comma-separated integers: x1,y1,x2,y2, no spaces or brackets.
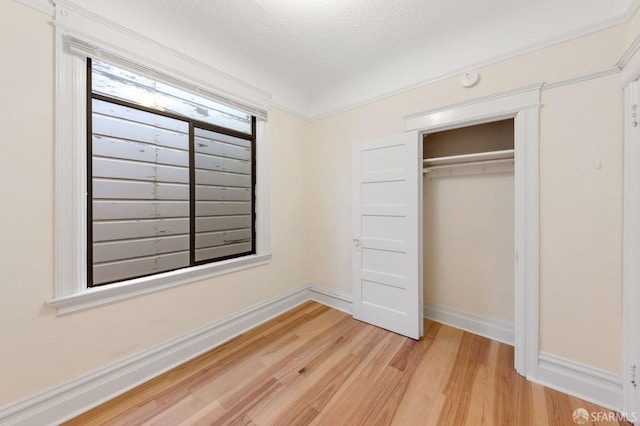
92,60,252,134
91,98,191,285
194,127,253,262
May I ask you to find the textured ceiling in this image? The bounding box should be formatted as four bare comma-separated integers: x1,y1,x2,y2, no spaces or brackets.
69,0,635,118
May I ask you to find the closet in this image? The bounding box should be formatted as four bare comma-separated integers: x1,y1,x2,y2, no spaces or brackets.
422,119,515,334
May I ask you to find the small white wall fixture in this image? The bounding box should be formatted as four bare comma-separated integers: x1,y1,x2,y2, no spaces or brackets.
623,78,640,424
405,84,542,377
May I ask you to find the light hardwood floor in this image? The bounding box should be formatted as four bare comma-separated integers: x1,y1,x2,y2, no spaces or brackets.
66,302,630,425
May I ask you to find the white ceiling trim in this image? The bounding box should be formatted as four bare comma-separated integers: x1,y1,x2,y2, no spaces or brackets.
54,0,272,111
13,0,54,15
14,0,640,121
268,101,312,123
619,29,640,69
309,3,640,121
625,0,640,21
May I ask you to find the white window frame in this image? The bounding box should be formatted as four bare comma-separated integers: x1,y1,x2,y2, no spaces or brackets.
48,3,272,315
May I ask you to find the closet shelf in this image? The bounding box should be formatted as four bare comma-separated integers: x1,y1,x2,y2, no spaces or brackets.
422,149,514,167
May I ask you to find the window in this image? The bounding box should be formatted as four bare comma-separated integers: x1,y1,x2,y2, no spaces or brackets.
49,29,271,314
88,59,256,286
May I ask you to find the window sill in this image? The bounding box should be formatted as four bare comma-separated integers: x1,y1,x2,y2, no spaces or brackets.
47,253,272,315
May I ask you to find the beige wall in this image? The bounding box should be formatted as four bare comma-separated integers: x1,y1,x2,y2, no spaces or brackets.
308,20,635,374
423,172,514,324
539,74,623,371
0,1,310,405
3,0,639,409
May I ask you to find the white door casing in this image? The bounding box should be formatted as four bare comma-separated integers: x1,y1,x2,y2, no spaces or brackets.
623,80,640,423
352,131,423,340
405,85,541,377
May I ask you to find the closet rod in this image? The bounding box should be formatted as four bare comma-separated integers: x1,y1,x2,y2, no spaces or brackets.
423,149,514,167
422,158,514,174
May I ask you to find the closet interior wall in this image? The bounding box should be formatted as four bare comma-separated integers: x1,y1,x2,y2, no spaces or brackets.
423,119,515,328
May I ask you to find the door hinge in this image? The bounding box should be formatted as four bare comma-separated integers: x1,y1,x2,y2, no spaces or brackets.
632,364,637,388
632,104,638,127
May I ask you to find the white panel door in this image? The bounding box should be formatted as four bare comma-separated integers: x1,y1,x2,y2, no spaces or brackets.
352,131,423,340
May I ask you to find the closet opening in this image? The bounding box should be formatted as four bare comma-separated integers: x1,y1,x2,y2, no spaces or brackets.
422,118,516,347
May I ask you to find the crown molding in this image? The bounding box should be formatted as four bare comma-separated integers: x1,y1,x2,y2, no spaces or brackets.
54,0,272,109
13,0,53,16
310,16,629,121
624,0,640,22
619,32,640,70
270,101,313,122
308,2,640,121
14,0,640,121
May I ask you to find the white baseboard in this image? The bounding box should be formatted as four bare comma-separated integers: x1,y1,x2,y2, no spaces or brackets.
309,284,353,314
0,284,626,424
0,285,310,426
533,353,623,412
424,304,624,412
423,303,514,346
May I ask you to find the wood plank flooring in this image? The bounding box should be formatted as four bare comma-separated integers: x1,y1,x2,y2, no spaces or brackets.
65,302,630,425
